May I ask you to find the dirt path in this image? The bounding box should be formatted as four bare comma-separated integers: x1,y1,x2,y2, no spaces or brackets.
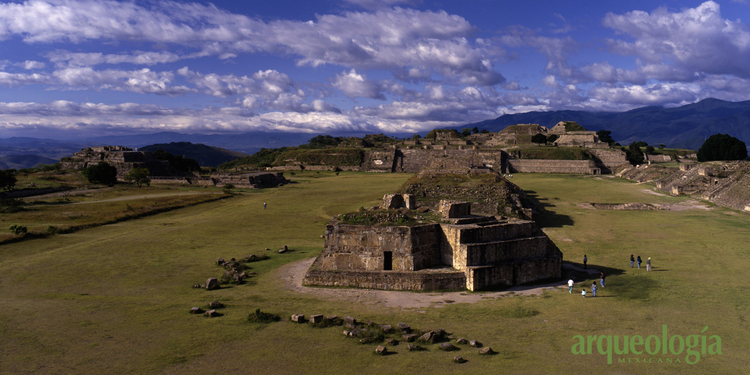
275,258,569,310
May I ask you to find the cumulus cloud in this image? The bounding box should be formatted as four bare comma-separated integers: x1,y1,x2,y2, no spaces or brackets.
603,1,750,79
0,1,504,85
332,69,385,99
52,67,193,95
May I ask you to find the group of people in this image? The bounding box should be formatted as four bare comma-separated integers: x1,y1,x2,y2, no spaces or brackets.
568,271,605,298
569,254,654,298
630,254,652,271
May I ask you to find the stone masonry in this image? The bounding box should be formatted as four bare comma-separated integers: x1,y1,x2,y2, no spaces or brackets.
304,196,562,291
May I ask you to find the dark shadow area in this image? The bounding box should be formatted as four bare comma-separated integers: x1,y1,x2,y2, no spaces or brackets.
524,190,574,228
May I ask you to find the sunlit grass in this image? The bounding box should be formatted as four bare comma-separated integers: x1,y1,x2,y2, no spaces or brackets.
1,171,749,374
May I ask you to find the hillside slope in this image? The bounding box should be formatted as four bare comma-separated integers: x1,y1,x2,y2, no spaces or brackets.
464,98,750,151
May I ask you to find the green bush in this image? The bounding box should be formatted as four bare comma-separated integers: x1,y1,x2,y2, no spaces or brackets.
82,162,118,185
697,133,748,161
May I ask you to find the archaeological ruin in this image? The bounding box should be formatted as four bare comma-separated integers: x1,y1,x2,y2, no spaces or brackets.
62,146,288,188
304,178,563,291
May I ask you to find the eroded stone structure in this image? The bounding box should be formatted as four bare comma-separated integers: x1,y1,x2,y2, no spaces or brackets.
304,196,563,291
62,145,288,188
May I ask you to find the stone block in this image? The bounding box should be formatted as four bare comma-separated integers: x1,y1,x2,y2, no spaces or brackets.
309,314,323,324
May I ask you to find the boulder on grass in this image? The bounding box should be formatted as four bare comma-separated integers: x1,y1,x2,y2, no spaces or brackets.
374,346,387,355
205,278,219,290
439,342,457,351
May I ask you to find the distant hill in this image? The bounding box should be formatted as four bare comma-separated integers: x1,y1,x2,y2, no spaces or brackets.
0,154,59,170
463,98,750,150
139,142,249,167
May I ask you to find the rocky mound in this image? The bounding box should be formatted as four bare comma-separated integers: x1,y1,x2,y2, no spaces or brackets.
399,173,534,219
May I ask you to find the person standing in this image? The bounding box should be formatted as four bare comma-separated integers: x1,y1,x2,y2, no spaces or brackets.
630,254,635,268
263,202,267,210
600,272,605,288
637,256,642,269
647,257,652,271
583,255,588,269
591,282,597,297
581,289,587,298
568,278,574,294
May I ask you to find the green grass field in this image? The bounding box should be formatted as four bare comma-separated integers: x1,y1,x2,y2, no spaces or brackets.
1,171,748,374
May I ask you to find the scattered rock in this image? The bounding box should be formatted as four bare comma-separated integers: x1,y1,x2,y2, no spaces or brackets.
204,309,219,318
469,340,481,347
374,346,387,355
208,301,224,309
453,356,466,363
385,338,398,346
439,343,457,351
319,235,324,239
407,344,417,351
265,248,270,251
190,307,203,314
205,278,219,290
397,322,411,333
456,338,468,345
217,258,225,265
327,315,338,321
344,316,357,325
419,331,436,343
403,333,419,342
380,324,392,333
310,314,323,324
479,347,495,355
343,330,351,336
345,323,357,330
291,314,305,323
417,206,430,213
192,283,201,288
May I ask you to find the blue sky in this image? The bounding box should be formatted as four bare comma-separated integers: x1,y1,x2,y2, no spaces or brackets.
2,0,750,138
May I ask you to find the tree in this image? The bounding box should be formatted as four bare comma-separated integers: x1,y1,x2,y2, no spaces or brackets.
626,142,645,165
697,134,748,162
125,167,151,188
0,169,17,191
82,162,118,185
596,130,615,146
645,145,655,155
531,133,548,145
411,133,421,140
461,128,472,137
472,127,479,134
547,134,559,144
480,129,490,134
658,144,666,149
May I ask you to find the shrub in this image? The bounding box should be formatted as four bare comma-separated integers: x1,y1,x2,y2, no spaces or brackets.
9,224,28,235
0,169,17,191
82,162,118,185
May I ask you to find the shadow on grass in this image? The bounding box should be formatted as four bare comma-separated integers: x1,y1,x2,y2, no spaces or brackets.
524,190,574,228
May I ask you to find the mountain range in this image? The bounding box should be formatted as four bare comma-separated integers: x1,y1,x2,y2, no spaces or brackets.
2,98,750,169
464,98,750,150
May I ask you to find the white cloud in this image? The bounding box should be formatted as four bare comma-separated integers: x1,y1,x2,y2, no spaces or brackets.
0,1,504,85
603,1,750,79
52,67,193,95
47,50,184,67
332,69,385,99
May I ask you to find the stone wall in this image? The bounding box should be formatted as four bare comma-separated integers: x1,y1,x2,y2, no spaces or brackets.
508,159,599,174
361,149,396,172
304,263,467,291
590,149,629,173
319,223,443,272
